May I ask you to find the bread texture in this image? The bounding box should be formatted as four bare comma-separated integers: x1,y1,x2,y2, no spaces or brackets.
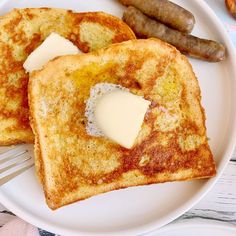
0,8,135,145
29,38,216,209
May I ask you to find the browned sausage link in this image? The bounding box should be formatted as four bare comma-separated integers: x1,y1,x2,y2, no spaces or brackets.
123,6,226,62
225,0,236,19
120,0,195,33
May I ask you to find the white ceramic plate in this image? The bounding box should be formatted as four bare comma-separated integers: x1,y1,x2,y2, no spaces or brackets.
146,219,236,236
0,0,236,235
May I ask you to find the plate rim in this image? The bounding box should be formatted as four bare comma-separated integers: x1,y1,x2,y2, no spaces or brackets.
146,219,236,235
0,0,236,235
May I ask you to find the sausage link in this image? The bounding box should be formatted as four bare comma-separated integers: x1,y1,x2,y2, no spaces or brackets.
225,0,236,19
123,6,226,62
120,0,195,33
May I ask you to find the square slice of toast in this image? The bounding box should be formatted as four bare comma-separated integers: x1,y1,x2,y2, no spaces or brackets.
0,8,135,145
29,38,216,209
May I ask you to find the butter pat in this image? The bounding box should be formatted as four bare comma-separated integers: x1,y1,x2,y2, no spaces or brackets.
23,32,80,72
94,90,151,149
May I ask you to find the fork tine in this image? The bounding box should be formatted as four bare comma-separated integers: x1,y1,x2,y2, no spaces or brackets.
0,155,32,174
0,164,34,186
0,150,28,165
0,146,17,155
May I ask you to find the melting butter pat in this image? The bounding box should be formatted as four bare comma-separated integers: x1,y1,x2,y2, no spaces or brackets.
94,90,151,149
23,32,80,72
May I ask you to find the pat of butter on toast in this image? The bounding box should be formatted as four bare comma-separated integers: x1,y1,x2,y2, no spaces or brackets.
95,90,151,149
23,32,80,72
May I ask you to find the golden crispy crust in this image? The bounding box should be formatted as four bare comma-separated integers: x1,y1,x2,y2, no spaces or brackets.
29,38,216,210
0,8,135,145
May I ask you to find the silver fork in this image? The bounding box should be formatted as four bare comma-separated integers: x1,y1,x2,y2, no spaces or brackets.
0,147,34,185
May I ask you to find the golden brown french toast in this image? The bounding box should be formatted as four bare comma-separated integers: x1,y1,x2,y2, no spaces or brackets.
29,38,216,209
0,8,135,145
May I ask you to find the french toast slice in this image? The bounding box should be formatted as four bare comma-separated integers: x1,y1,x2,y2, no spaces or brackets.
29,38,216,209
0,8,135,145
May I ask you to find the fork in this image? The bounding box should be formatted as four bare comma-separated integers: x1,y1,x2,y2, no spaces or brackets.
0,147,34,185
